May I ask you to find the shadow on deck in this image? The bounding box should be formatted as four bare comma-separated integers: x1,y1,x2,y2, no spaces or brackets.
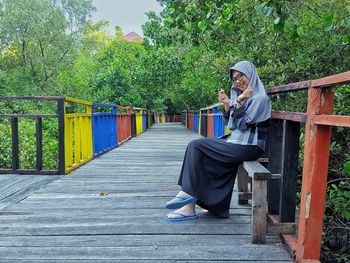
0,123,293,262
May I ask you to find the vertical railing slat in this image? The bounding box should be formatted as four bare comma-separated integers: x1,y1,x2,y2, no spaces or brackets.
35,117,43,171
279,120,300,222
58,99,65,174
267,119,283,215
11,117,19,170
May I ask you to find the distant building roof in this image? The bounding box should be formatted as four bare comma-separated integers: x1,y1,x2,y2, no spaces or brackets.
122,32,143,43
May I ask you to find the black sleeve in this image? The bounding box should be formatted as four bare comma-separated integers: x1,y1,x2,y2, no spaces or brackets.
222,106,232,126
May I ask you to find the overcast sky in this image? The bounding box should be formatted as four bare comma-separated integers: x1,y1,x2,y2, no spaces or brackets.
91,0,163,36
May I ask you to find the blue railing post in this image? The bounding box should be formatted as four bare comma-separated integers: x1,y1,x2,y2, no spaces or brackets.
92,103,118,156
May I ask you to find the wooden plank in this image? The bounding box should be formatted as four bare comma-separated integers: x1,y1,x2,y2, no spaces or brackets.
0,234,278,247
0,214,251,225
242,161,270,180
0,176,42,202
0,174,18,183
0,246,291,260
0,175,35,193
0,223,252,236
0,176,60,210
1,260,294,263
313,114,350,127
0,208,251,218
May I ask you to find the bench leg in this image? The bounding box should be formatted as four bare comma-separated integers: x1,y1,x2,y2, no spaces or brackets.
252,179,268,244
237,165,251,205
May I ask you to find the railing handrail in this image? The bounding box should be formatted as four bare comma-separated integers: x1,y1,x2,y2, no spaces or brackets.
266,71,350,94
0,96,65,101
65,96,92,106
93,102,116,108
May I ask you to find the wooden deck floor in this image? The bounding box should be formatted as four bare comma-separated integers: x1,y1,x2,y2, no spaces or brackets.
0,123,293,262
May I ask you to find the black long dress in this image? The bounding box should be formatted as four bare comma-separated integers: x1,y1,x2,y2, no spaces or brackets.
177,137,263,218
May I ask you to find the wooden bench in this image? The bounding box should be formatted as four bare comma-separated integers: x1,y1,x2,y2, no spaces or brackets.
237,158,296,244
236,118,301,247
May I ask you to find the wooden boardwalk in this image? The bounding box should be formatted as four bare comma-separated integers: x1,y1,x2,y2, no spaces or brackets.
0,123,293,262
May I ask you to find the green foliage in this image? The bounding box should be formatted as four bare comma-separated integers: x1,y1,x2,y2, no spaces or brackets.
327,183,350,221
344,161,350,175
0,0,95,95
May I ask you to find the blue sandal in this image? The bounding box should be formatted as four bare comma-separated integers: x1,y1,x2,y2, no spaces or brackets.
165,195,197,209
165,212,199,222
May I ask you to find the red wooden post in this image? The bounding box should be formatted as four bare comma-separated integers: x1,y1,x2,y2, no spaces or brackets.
189,112,194,131
296,86,334,262
126,108,131,139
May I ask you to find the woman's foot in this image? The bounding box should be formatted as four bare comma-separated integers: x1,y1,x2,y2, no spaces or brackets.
166,191,192,204
165,203,197,221
165,191,197,209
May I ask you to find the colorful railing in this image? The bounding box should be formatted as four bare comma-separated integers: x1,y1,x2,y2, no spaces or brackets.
64,97,93,173
117,106,132,144
181,71,350,262
0,96,65,175
0,96,174,175
183,104,229,138
92,102,118,157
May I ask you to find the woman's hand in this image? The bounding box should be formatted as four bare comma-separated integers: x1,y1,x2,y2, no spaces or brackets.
218,89,229,104
237,87,253,103
218,89,230,112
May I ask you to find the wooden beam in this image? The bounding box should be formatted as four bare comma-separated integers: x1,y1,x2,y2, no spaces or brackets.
296,87,334,262
266,71,350,94
313,114,350,127
272,111,307,123
266,81,310,94
0,169,59,175
0,96,64,101
267,222,296,234
311,71,350,89
0,114,58,118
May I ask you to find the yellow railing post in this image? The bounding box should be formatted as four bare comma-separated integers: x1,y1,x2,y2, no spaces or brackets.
64,97,93,173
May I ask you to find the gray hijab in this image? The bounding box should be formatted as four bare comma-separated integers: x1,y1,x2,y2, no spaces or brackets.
229,60,271,124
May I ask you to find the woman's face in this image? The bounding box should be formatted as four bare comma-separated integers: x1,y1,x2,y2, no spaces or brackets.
232,71,249,91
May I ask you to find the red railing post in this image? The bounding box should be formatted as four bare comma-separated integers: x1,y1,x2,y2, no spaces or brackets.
296,86,334,262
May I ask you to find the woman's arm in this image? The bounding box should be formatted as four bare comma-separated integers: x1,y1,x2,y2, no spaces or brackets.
218,89,231,125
